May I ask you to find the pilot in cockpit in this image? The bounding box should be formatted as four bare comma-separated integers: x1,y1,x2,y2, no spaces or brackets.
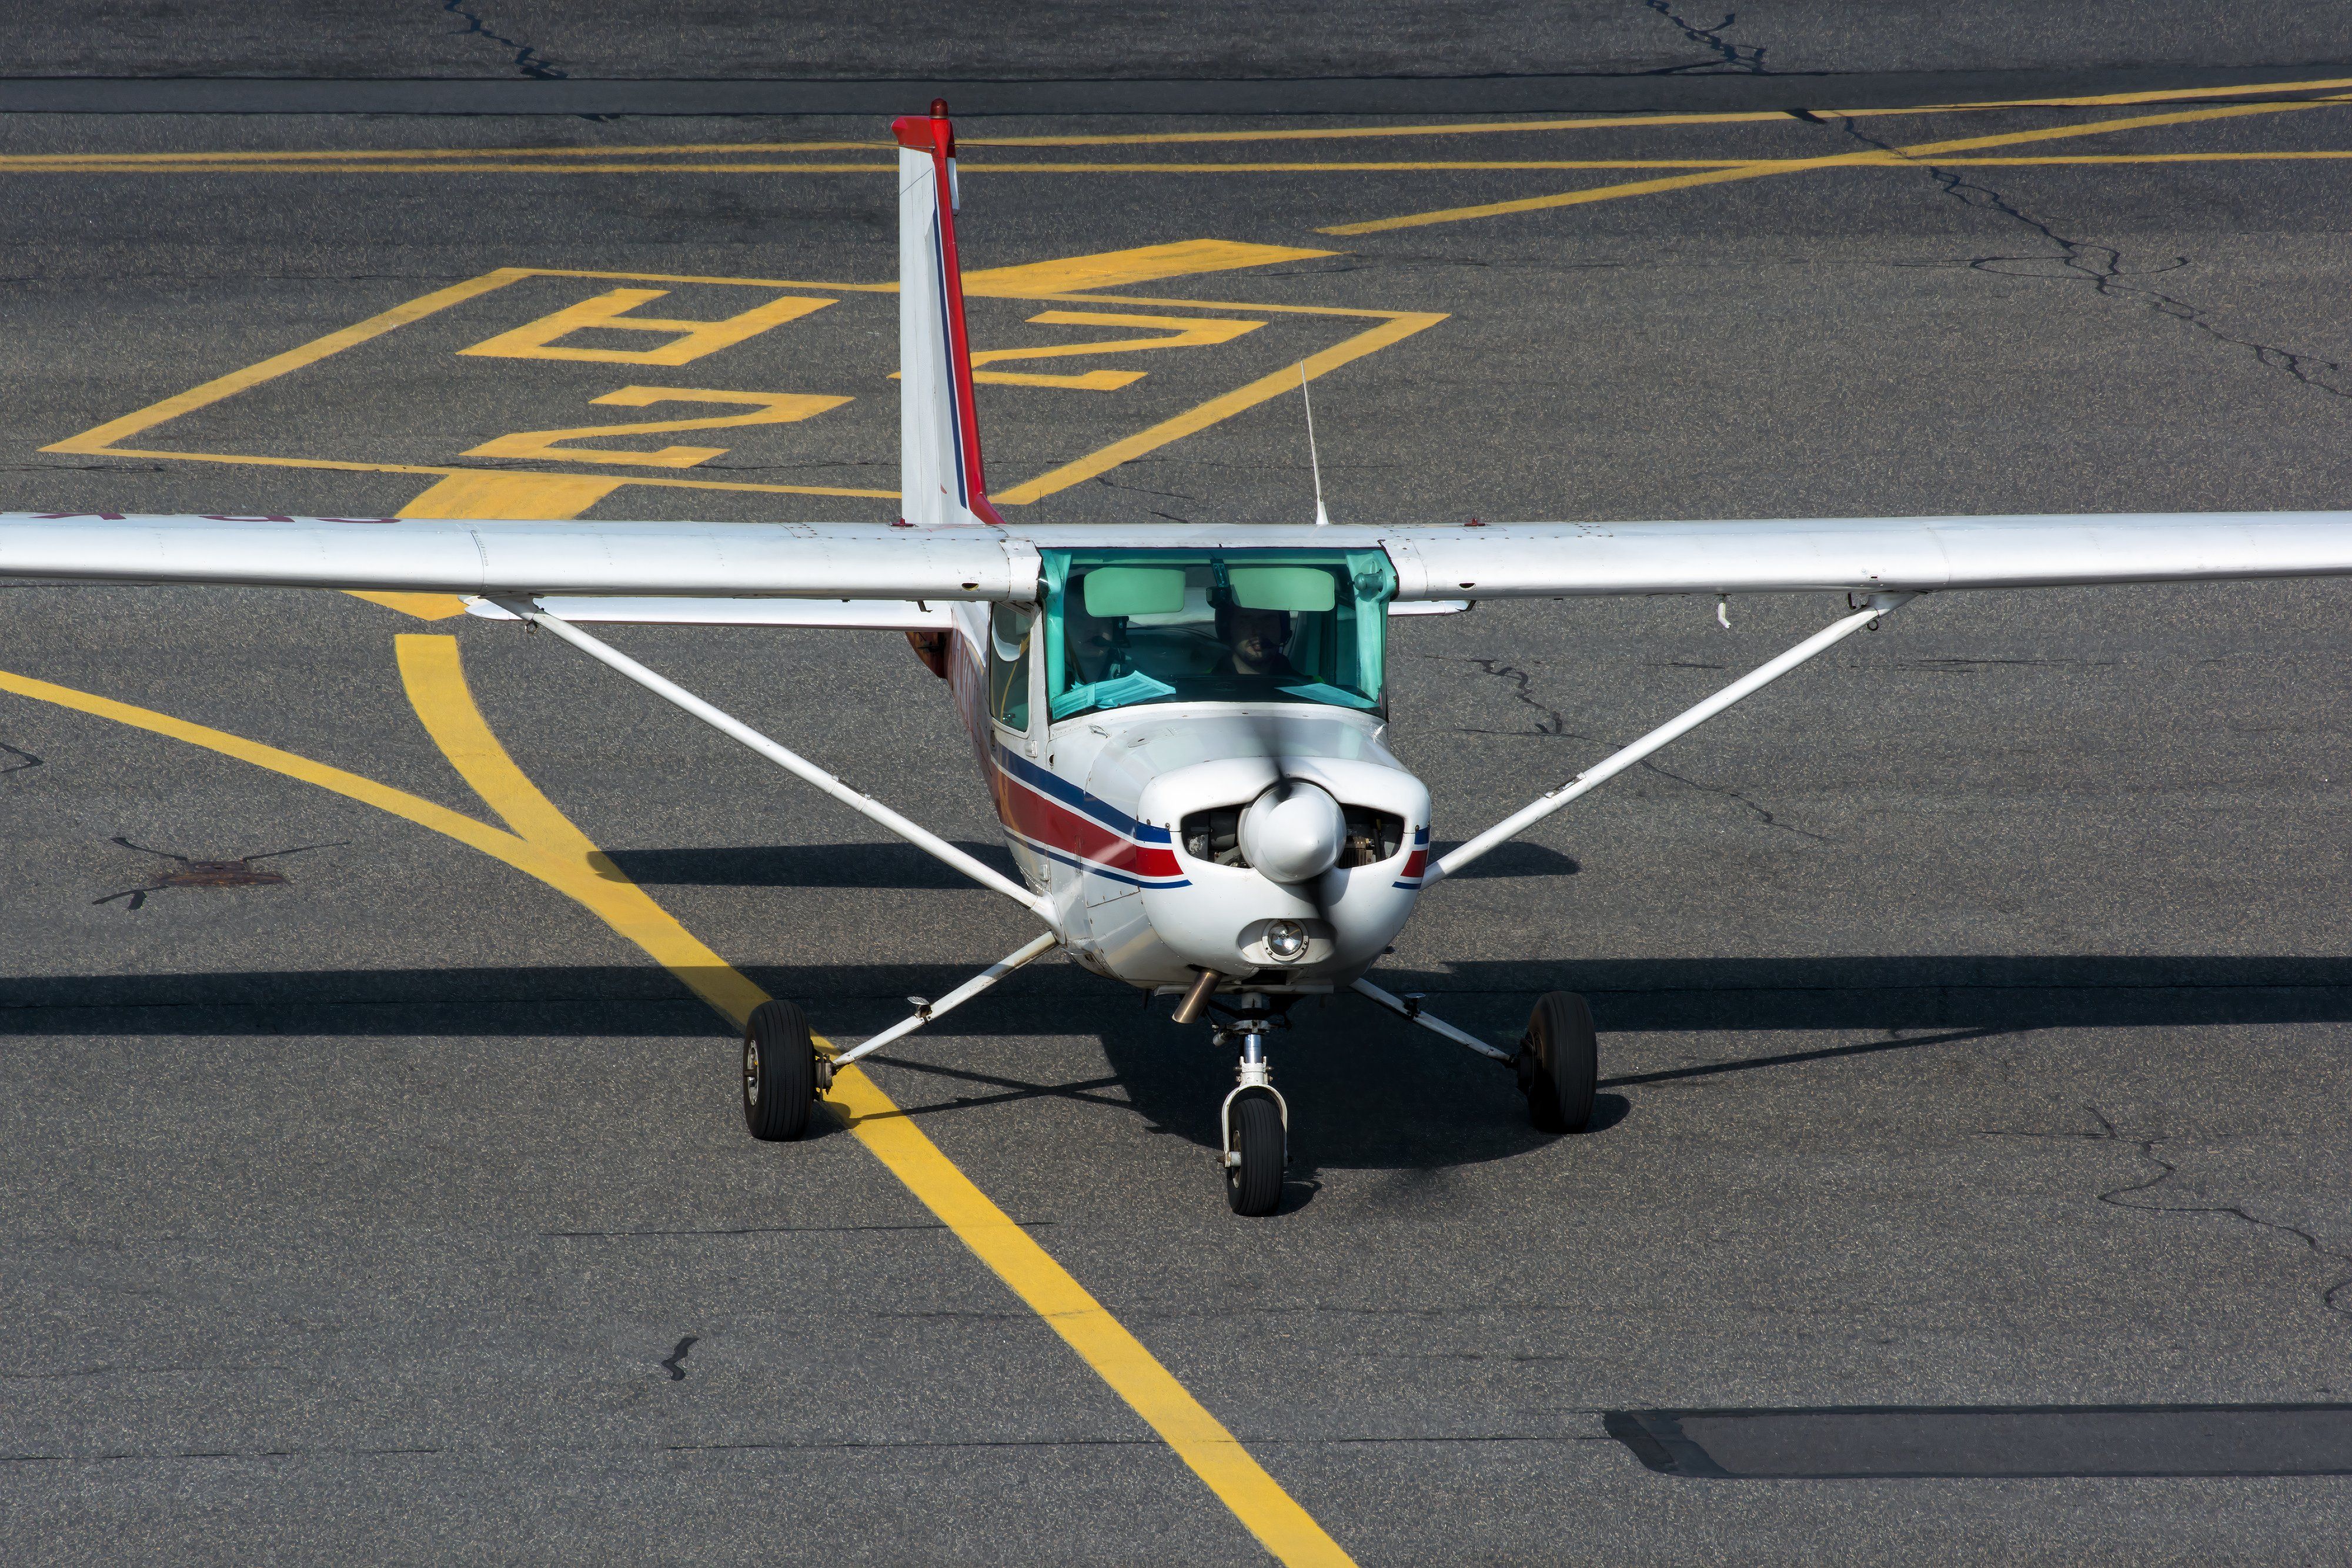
1215,603,1299,681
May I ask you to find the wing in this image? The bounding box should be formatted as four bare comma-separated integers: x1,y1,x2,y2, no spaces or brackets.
8,511,2352,605
0,513,1035,600
1375,511,2352,598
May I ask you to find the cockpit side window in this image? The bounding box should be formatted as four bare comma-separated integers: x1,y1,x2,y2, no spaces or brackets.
988,603,1033,730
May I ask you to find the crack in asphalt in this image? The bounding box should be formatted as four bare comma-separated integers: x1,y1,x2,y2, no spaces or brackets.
1990,1104,2352,1320
439,0,567,80
544,1222,956,1238
1085,471,1202,523
1,743,41,776
659,1336,696,1381
0,1445,442,1465
1642,2,1770,73
1456,656,1833,842
1893,657,2121,672
2089,1105,2352,1322
0,1363,283,1381
1843,120,2352,403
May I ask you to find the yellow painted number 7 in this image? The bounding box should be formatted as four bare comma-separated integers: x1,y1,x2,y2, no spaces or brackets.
465,386,850,469
968,310,1264,391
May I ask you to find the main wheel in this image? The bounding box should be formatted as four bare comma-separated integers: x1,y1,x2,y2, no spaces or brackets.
1224,1090,1285,1217
1520,991,1598,1134
743,999,817,1142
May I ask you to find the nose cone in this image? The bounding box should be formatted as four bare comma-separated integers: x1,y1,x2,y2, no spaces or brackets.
1237,780,1347,884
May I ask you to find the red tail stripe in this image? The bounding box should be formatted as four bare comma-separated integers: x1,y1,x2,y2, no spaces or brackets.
889,104,1003,527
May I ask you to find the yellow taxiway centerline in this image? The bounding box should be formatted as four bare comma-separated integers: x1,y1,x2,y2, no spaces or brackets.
1318,93,2352,233
12,72,2352,165
0,644,1358,1568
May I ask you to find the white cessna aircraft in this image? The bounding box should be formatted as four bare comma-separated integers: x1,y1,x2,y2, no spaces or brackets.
9,102,2352,1213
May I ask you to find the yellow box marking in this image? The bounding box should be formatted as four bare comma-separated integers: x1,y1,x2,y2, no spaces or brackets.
393,469,630,521
962,312,1262,391
994,311,1445,505
457,287,836,365
44,243,1431,511
961,239,1334,295
42,268,538,456
465,387,853,469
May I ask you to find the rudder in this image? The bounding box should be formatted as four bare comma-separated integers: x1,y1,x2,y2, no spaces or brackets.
894,100,1001,528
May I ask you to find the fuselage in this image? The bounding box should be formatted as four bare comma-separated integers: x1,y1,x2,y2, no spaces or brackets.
944,598,1431,994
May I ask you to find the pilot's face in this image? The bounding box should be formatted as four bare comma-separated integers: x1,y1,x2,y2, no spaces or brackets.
1226,609,1288,673
1068,600,1117,670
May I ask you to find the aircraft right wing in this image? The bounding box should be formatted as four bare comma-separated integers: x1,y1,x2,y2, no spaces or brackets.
1378,511,2352,599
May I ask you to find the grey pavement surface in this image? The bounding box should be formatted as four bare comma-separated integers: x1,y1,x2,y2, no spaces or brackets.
5,18,2352,1565
5,1,2352,82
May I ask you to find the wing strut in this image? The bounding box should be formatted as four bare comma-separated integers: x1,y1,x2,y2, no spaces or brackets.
827,930,1063,1072
1425,591,1917,888
490,597,1057,925
1349,977,1514,1062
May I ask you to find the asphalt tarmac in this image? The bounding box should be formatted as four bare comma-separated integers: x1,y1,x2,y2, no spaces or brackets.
5,16,2352,1564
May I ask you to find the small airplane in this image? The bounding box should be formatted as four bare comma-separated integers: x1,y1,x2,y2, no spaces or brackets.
10,101,2352,1214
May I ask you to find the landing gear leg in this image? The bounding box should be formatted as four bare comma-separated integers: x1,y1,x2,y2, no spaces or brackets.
1216,998,1287,1217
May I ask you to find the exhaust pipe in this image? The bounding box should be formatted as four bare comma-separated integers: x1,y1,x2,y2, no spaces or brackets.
1171,967,1221,1025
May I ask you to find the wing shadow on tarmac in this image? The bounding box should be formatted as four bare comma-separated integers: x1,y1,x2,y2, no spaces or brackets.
9,954,2351,1182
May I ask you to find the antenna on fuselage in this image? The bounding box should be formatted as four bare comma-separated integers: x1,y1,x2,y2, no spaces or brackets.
1299,362,1331,527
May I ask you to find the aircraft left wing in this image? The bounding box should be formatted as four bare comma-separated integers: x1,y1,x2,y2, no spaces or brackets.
0,513,1038,600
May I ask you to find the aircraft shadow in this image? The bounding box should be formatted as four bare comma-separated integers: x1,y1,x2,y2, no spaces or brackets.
603,840,1021,889
10,954,2351,1178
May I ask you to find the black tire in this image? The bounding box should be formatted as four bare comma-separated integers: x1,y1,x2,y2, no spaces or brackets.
1520,991,1598,1134
1224,1090,1285,1217
743,999,817,1142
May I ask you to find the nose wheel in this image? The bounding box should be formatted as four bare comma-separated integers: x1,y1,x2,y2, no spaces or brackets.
1210,997,1289,1216
1224,1090,1285,1215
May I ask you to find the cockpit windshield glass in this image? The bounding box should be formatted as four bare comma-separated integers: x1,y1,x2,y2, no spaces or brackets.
1041,549,1395,723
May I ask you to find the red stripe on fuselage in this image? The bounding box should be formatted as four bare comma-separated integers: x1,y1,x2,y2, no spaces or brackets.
990,761,1184,882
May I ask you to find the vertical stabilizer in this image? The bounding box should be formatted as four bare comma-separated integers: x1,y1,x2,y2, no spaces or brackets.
894,101,1002,528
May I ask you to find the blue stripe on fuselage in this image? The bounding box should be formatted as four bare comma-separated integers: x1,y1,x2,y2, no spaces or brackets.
993,744,1172,842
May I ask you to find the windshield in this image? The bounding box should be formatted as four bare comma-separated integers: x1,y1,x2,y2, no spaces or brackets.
1042,549,1394,723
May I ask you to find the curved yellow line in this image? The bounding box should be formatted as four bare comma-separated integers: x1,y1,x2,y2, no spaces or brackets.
0,647,1357,1568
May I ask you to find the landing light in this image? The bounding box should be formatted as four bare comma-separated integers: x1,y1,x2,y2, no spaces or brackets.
1265,920,1309,963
